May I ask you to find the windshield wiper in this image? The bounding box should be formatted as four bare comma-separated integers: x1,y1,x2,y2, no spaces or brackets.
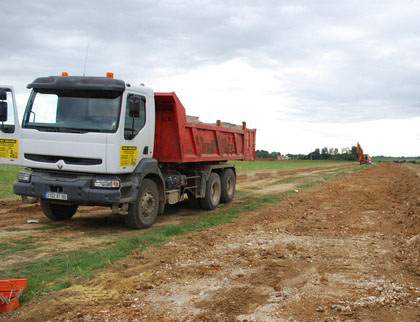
29,126,59,132
25,124,107,133
57,127,106,133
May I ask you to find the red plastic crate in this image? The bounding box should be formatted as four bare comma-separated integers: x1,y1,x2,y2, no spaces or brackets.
0,279,27,313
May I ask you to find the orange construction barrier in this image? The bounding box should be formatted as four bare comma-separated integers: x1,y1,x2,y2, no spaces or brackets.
0,279,27,312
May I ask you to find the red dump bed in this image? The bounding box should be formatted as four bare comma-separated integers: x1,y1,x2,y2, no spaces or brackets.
153,93,256,164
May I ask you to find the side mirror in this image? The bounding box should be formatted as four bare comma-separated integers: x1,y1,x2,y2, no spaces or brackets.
0,101,7,122
128,96,141,118
0,90,6,100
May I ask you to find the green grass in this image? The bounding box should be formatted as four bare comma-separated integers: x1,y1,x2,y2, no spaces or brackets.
0,193,286,302
0,165,22,199
0,237,39,257
230,160,352,173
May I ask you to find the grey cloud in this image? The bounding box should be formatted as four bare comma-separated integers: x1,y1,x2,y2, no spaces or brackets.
1,0,420,123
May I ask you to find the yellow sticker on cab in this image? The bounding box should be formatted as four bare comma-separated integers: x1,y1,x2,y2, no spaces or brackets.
0,139,18,159
120,146,138,167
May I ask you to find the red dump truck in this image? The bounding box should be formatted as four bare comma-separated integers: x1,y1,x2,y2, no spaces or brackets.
0,74,256,228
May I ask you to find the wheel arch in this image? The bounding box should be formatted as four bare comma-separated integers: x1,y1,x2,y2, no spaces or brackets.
135,158,166,215
143,173,165,215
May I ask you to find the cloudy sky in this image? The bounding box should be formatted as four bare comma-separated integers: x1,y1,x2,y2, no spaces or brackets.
1,0,420,156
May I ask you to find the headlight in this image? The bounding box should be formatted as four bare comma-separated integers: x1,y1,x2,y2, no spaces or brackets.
17,170,32,183
92,179,120,189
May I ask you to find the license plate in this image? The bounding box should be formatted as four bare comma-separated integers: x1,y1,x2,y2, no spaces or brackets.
44,192,68,200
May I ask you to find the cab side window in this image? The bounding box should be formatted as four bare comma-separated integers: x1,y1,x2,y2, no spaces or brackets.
124,94,146,140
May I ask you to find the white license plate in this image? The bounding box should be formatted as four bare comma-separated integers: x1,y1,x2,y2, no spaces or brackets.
45,192,68,200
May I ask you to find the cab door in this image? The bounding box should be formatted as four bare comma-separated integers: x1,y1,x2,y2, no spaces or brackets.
0,86,22,165
118,91,151,170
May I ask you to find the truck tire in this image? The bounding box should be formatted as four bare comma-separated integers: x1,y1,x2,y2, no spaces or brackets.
126,179,159,229
40,200,78,221
220,168,235,203
199,172,221,210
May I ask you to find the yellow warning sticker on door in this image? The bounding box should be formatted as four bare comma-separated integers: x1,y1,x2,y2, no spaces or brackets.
120,146,138,166
0,139,18,159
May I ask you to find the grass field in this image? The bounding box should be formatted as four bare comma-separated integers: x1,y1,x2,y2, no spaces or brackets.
229,159,353,172
0,165,21,199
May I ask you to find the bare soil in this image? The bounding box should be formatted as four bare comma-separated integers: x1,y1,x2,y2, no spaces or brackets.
3,163,420,321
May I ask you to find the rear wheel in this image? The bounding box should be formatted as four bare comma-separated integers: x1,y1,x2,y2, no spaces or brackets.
126,179,159,229
199,172,221,210
220,168,236,203
40,200,78,221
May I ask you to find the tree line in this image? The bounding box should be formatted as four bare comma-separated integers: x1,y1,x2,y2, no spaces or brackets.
256,146,360,161
304,146,358,160
256,148,420,161
255,150,282,158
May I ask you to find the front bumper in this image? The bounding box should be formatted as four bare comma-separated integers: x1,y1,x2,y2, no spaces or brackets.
13,170,128,206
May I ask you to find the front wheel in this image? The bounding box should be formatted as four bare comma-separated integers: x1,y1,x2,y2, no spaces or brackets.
40,200,78,221
126,179,159,229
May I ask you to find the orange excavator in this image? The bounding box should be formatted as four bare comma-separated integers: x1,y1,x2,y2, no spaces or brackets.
356,142,372,165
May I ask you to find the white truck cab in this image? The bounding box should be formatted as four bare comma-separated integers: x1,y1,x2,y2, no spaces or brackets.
2,75,155,173
0,75,167,228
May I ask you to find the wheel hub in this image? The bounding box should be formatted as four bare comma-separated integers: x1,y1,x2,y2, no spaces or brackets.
141,192,156,218
211,180,221,204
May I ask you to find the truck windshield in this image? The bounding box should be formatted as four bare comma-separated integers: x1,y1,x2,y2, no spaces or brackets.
22,90,122,133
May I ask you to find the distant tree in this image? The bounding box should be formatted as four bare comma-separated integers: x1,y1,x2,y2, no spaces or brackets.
255,150,270,158
269,151,281,158
255,150,281,159
309,148,321,160
341,147,350,154
321,147,329,159
349,146,357,160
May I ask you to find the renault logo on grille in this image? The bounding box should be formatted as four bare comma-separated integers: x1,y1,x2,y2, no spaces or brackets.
57,160,64,170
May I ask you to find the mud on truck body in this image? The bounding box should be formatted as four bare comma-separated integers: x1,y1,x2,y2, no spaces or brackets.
0,74,256,228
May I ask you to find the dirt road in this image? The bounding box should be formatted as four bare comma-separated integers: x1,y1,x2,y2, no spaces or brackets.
0,165,350,269
2,163,420,321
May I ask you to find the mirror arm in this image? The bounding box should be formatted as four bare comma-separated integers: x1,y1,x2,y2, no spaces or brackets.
131,117,135,139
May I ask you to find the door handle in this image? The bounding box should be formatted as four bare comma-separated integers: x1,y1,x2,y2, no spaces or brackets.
143,146,149,154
